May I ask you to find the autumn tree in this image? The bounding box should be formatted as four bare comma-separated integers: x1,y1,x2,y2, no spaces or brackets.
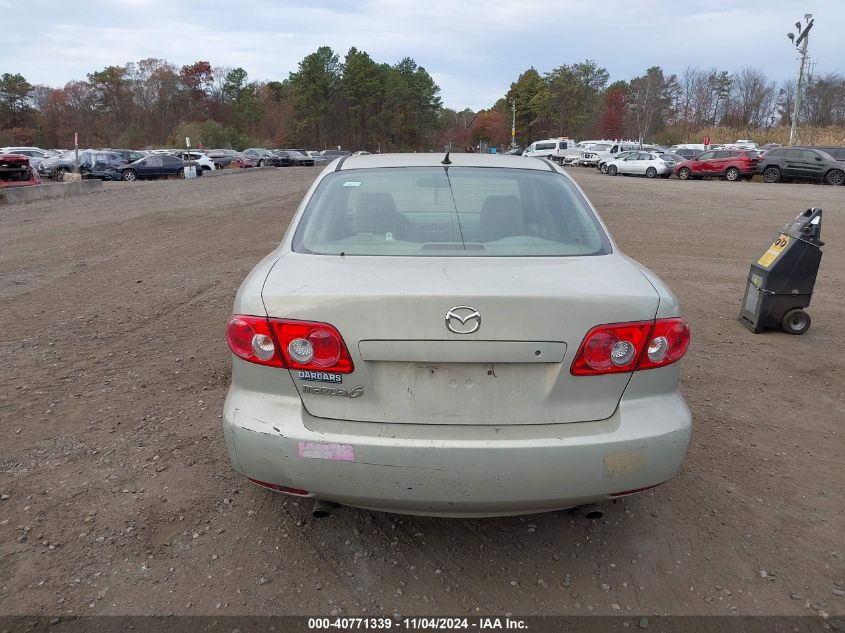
599,82,627,138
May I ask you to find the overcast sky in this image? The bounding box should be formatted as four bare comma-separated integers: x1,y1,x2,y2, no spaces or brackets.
2,0,842,111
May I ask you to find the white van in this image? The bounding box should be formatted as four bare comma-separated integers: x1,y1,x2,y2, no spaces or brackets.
523,138,576,163
581,141,641,167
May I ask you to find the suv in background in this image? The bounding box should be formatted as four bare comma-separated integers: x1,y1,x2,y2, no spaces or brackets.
757,148,845,185
674,149,760,181
810,146,845,161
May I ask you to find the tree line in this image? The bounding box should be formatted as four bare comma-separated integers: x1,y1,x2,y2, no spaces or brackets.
2,48,844,151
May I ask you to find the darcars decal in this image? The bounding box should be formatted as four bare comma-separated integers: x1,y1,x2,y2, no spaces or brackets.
298,370,342,384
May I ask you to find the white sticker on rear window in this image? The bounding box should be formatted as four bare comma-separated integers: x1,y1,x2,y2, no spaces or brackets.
342,181,361,187
298,441,354,461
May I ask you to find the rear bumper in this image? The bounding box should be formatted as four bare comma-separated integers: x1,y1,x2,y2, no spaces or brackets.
223,376,692,517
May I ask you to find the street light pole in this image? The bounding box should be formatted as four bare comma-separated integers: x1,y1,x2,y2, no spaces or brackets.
511,99,516,150
787,14,813,146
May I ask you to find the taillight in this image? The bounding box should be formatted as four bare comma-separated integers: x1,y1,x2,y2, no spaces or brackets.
636,318,690,370
571,318,689,376
270,319,354,373
225,315,354,373
226,315,283,367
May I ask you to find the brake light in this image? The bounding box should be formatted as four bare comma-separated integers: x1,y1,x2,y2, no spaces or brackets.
571,318,689,376
271,319,354,373
225,315,354,373
636,318,690,370
226,315,283,367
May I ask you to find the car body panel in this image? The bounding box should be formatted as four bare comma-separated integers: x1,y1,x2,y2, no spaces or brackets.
223,360,690,516
259,252,660,425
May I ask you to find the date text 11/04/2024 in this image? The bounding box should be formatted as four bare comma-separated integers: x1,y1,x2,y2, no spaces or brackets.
307,617,528,630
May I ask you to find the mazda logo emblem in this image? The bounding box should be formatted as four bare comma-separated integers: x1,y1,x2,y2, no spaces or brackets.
445,306,481,334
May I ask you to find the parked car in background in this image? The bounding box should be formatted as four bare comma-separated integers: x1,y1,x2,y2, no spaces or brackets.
0,153,41,187
269,151,294,167
242,148,284,167
276,149,315,166
810,146,845,161
321,149,352,161
757,148,845,185
307,151,328,166
172,151,217,171
661,153,689,166
671,148,702,160
522,138,577,164
598,150,638,174
606,151,675,178
724,139,758,150
587,141,644,168
674,149,760,181
223,152,691,517
118,154,202,181
107,148,148,164
207,149,252,169
38,150,126,181
0,147,53,169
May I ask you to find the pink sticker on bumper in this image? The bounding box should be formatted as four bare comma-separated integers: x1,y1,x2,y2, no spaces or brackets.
298,442,354,461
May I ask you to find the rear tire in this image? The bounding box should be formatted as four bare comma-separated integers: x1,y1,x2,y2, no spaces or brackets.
824,169,844,186
645,167,657,178
763,166,781,183
607,164,618,176
54,167,67,181
677,167,691,180
258,159,265,167
781,309,811,335
177,167,185,179
725,167,741,181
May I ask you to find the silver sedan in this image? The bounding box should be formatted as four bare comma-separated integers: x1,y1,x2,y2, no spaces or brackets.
224,153,691,517
606,152,675,178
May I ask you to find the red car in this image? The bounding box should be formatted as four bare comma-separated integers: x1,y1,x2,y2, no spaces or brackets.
674,149,760,181
0,153,41,188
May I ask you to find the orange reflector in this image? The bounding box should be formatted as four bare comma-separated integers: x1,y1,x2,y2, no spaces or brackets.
247,477,310,496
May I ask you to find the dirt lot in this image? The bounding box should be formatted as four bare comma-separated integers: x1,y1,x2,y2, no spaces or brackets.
1,166,842,618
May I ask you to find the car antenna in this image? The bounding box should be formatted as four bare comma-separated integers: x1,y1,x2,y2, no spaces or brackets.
441,151,452,165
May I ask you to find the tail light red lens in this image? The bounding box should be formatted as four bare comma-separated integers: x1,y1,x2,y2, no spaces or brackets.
571,318,690,376
226,315,354,373
226,315,283,367
636,318,690,370
270,320,354,373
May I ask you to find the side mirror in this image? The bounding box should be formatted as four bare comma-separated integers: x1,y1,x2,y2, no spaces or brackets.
815,156,822,161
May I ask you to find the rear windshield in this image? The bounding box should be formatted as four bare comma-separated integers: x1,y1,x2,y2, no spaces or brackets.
292,167,611,257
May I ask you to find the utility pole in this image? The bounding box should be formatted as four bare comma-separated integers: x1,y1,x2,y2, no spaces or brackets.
511,99,516,150
787,14,813,146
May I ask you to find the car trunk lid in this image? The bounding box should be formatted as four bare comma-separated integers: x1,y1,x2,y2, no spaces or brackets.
262,253,659,425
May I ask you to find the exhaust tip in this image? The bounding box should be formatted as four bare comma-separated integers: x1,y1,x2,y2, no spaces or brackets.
312,500,338,518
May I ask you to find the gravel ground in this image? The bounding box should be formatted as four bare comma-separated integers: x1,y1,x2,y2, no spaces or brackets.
0,165,842,618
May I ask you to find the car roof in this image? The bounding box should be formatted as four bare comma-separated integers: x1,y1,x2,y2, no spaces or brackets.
337,152,557,172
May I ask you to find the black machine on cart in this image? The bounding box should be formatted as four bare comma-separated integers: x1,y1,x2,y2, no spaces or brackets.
740,208,824,335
